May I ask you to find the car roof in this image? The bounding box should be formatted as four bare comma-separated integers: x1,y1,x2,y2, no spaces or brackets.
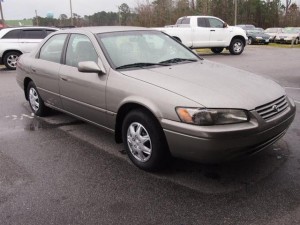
56,26,152,34
0,26,58,32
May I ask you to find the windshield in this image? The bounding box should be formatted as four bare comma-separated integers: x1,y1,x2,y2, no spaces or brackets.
97,30,199,69
265,28,279,33
282,28,298,34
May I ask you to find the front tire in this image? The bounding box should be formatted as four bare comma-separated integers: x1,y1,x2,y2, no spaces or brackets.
229,38,245,55
122,109,169,171
211,47,224,54
3,51,21,70
248,37,253,45
27,81,50,117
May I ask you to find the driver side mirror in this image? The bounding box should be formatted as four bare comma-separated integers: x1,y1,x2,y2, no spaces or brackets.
223,22,228,28
78,61,106,74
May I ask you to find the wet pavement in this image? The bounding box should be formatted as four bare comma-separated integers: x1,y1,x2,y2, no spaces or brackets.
0,46,300,224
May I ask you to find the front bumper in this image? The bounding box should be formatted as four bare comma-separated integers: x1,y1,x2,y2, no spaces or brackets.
161,99,296,163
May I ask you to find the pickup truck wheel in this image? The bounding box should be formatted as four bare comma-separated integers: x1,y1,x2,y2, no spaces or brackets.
27,81,50,117
248,37,253,45
211,47,224,54
3,51,21,70
229,38,244,55
122,109,170,171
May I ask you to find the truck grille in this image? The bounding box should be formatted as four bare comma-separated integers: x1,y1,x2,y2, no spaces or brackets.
255,96,288,121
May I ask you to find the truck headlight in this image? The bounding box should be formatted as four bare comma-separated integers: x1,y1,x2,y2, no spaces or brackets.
176,108,249,125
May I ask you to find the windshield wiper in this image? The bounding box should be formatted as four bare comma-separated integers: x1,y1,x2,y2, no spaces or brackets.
159,58,198,64
115,62,170,70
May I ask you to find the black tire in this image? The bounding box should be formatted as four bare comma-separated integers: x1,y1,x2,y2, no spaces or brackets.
211,47,224,54
229,38,245,55
248,37,253,45
26,81,50,117
3,51,21,70
264,42,269,45
122,109,170,171
295,38,299,45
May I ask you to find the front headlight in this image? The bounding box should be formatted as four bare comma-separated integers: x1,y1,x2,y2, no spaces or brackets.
176,108,249,126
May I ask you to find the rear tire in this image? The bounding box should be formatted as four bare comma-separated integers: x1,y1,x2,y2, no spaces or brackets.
122,109,170,171
3,51,21,70
211,47,224,54
229,38,245,55
27,81,50,117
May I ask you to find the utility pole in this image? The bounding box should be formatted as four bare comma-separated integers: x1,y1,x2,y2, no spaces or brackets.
69,0,73,26
234,0,237,25
0,1,5,26
35,10,39,26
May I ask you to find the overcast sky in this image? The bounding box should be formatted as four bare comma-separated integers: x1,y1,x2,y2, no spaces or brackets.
1,0,139,20
1,0,300,20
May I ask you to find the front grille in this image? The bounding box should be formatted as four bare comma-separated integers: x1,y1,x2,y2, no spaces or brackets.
255,96,288,121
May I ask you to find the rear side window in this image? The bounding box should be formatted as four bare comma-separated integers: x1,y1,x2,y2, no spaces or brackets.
176,18,190,25
2,30,20,39
46,30,56,36
21,30,46,39
197,18,209,27
39,34,67,63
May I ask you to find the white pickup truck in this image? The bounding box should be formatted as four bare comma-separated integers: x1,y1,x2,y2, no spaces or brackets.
155,16,248,55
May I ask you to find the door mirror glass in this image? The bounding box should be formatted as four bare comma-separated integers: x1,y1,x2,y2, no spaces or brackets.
78,61,103,73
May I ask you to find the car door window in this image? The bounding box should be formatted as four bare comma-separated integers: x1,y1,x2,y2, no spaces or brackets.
197,18,209,27
39,34,67,63
208,18,224,28
65,34,98,67
21,30,46,39
2,29,20,39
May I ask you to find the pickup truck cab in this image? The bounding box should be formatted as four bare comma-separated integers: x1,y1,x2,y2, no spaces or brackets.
156,16,248,55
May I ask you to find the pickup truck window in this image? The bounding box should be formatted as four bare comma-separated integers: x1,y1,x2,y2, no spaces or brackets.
176,18,190,25
208,18,224,28
197,18,209,27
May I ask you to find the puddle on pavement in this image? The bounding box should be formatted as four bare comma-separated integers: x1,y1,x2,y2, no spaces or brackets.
24,116,84,131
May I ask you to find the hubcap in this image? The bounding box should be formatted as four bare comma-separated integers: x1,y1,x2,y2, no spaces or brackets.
233,41,243,53
127,122,152,162
29,88,39,112
7,54,19,68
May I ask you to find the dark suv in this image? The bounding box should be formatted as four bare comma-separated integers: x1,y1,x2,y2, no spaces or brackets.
0,27,58,70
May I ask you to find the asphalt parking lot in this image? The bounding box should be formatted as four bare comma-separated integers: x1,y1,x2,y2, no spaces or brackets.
0,46,299,225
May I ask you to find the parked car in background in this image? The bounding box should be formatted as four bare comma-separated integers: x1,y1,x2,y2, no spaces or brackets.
236,24,255,30
16,27,296,171
155,16,248,55
0,27,58,70
265,27,282,42
245,28,270,45
274,27,300,44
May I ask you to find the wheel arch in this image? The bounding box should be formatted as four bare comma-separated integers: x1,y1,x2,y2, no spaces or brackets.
24,77,33,100
231,35,246,46
3,49,23,59
114,102,163,144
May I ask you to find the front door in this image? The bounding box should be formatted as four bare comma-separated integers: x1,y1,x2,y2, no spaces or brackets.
59,34,108,127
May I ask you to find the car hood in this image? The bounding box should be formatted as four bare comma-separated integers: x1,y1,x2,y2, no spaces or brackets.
120,61,285,110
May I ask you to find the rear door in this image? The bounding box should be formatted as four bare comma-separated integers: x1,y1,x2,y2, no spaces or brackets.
192,18,211,47
31,33,68,109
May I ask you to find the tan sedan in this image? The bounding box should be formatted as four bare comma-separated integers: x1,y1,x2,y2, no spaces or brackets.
16,27,296,171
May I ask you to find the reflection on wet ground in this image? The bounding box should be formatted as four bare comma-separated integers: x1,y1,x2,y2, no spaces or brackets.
24,116,84,131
